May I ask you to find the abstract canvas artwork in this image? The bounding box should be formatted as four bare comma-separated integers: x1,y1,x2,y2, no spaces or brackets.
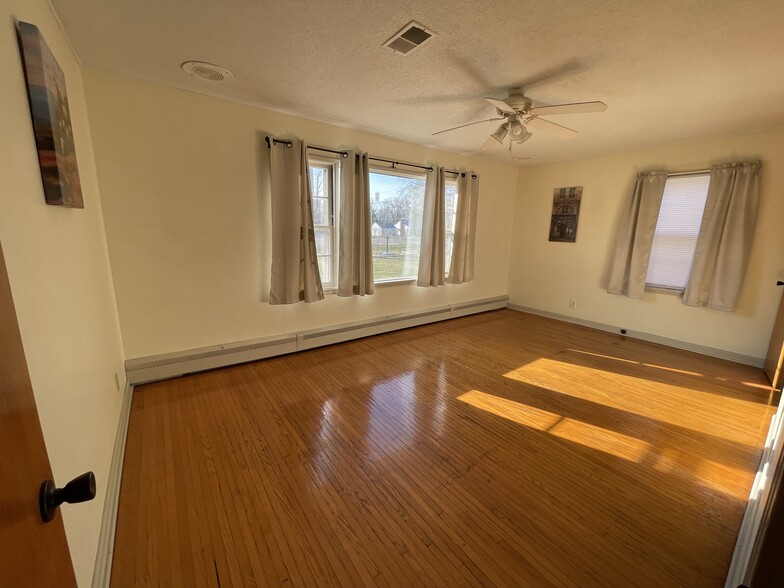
17,22,83,208
548,186,582,243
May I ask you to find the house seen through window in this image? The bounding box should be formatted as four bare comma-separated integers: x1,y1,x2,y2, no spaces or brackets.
645,173,710,291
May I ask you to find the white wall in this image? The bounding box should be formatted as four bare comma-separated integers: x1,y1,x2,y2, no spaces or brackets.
508,128,784,362
81,69,520,360
0,0,126,584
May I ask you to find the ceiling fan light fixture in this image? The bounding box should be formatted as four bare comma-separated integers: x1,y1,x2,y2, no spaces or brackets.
509,118,527,140
490,124,508,144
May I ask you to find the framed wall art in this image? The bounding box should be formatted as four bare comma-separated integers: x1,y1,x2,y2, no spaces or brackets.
17,21,84,208
548,186,582,243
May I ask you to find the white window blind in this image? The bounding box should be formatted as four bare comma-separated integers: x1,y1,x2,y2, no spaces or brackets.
645,173,710,290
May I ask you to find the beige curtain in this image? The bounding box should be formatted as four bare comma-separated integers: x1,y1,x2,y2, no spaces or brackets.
448,172,479,284
338,152,374,296
607,171,669,298
268,138,324,304
417,167,446,287
682,162,760,311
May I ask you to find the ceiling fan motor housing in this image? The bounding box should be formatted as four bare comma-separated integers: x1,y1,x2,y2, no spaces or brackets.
506,91,532,112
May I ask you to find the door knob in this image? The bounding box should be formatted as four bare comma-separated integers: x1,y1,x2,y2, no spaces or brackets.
39,471,96,523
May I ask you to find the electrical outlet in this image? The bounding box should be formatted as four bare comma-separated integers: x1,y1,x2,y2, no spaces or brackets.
569,299,577,309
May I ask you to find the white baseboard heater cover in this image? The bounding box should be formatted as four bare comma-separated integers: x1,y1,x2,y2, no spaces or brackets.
126,296,507,384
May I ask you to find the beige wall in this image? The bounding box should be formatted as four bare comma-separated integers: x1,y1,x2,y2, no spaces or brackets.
81,68,520,359
0,0,126,584
508,128,784,362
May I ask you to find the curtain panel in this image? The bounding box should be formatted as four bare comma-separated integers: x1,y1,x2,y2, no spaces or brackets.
607,171,669,298
338,152,374,296
268,138,324,304
448,172,479,284
682,161,760,311
417,166,446,287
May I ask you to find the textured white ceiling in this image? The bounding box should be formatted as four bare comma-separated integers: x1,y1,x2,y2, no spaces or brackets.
52,0,784,166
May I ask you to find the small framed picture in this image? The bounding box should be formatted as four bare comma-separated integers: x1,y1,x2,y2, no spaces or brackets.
549,186,582,242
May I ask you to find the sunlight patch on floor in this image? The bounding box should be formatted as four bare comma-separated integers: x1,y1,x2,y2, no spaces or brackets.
458,390,650,462
503,357,764,444
458,389,753,498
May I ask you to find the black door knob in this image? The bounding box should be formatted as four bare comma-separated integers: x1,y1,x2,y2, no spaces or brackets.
39,471,96,523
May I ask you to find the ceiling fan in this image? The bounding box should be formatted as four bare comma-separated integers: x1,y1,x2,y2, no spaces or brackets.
432,88,607,155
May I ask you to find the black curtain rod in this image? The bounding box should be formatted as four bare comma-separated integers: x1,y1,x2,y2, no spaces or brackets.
265,137,348,158
365,157,476,178
265,137,476,178
367,156,432,173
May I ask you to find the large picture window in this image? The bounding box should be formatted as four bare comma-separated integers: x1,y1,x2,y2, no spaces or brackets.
368,169,424,282
368,168,458,282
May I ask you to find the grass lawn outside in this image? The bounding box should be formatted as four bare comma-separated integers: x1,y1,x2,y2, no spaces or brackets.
373,253,419,281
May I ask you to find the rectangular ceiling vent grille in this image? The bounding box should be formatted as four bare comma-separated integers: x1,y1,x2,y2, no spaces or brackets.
383,21,435,55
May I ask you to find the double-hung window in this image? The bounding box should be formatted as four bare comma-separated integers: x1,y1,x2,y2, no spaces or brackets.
308,156,338,289
645,173,710,292
444,180,459,274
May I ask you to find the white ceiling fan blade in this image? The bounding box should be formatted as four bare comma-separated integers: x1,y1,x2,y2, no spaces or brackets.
526,116,578,140
483,97,516,114
529,101,607,116
432,117,504,136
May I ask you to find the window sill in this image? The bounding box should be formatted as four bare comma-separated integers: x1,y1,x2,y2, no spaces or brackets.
374,278,416,287
321,279,416,295
645,285,684,297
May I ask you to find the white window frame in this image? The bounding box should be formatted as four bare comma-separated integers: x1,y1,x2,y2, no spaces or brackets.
308,155,339,291
369,165,428,285
444,177,458,277
645,172,710,294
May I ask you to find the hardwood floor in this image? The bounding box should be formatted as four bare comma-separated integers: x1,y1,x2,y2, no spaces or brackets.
111,309,779,587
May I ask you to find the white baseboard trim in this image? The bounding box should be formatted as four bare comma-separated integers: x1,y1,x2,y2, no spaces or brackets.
725,397,784,587
507,304,764,367
91,380,133,588
126,296,509,384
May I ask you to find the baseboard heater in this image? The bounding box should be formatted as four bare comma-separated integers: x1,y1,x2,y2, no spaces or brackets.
125,296,508,384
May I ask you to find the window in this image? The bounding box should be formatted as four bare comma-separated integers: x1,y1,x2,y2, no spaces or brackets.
308,157,460,288
645,173,710,291
368,168,459,282
369,169,425,281
308,157,337,289
444,180,458,273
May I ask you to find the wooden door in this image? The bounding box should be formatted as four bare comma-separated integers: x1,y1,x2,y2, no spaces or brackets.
0,238,76,586
765,285,784,389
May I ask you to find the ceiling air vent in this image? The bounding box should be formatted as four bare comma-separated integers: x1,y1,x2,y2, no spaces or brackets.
181,61,235,83
383,21,435,56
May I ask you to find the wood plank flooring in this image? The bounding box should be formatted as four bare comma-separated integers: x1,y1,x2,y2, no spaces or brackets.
111,309,779,587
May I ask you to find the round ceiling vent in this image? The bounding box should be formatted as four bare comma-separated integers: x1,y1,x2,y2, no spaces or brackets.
181,61,234,83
